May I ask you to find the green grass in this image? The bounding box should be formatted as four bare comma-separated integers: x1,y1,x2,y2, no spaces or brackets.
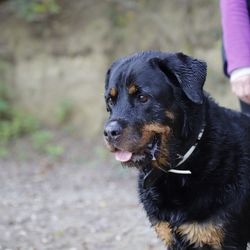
0,146,9,158
31,130,64,158
0,82,65,160
0,82,39,145
55,99,73,125
10,0,60,22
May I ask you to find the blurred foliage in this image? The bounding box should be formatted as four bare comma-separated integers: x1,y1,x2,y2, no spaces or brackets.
0,59,66,158
0,58,65,159
55,99,73,125
31,130,53,149
110,9,136,28
10,0,60,22
0,146,9,158
31,130,64,158
0,82,39,144
109,1,141,28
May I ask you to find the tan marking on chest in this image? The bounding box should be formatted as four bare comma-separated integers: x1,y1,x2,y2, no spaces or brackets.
154,222,173,246
176,222,224,249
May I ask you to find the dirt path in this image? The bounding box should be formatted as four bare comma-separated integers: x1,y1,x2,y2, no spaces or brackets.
0,156,164,250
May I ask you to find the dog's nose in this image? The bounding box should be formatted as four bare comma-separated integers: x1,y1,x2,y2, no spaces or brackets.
104,121,122,141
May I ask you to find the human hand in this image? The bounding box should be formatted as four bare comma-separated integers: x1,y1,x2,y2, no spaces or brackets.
230,74,250,104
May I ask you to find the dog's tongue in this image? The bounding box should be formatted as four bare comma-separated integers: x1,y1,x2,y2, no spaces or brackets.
115,150,133,162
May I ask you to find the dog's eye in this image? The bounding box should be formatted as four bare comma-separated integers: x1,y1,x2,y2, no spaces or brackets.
138,94,149,103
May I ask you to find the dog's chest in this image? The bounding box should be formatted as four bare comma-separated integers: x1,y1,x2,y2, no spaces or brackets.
154,221,224,249
138,172,225,248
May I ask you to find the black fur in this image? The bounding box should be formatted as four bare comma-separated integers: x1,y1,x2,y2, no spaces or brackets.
104,51,250,250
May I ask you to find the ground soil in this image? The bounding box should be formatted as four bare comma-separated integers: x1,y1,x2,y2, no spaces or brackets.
0,137,165,250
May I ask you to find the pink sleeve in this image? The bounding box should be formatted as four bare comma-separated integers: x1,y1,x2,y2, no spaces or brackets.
220,0,250,74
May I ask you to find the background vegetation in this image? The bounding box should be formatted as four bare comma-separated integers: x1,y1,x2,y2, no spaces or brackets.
11,0,60,22
0,0,237,157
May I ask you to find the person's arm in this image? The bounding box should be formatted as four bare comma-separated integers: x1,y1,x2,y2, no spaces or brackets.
220,0,250,73
220,0,250,103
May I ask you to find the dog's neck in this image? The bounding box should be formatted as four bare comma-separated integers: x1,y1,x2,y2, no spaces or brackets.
142,107,206,189
169,122,205,172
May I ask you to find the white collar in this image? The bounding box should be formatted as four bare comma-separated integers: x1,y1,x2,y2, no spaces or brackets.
167,126,205,175
142,124,206,188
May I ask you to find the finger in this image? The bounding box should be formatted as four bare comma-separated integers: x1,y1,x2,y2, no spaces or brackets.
239,95,250,104
231,80,244,96
245,95,250,104
242,82,250,96
230,81,238,94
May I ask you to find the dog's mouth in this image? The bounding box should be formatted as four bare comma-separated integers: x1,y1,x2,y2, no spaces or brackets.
113,135,160,166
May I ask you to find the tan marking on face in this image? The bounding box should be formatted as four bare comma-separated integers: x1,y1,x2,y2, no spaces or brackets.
128,83,138,95
165,111,174,120
105,123,171,163
176,222,224,249
154,222,173,247
140,123,171,167
143,124,171,134
159,134,170,166
138,124,170,150
110,87,117,97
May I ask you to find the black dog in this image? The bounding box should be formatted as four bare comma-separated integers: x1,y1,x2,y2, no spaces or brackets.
103,51,250,250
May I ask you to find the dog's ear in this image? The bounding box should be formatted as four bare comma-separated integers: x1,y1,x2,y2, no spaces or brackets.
150,53,207,104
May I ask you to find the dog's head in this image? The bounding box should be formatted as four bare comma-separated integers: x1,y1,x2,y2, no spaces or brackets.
103,51,207,168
